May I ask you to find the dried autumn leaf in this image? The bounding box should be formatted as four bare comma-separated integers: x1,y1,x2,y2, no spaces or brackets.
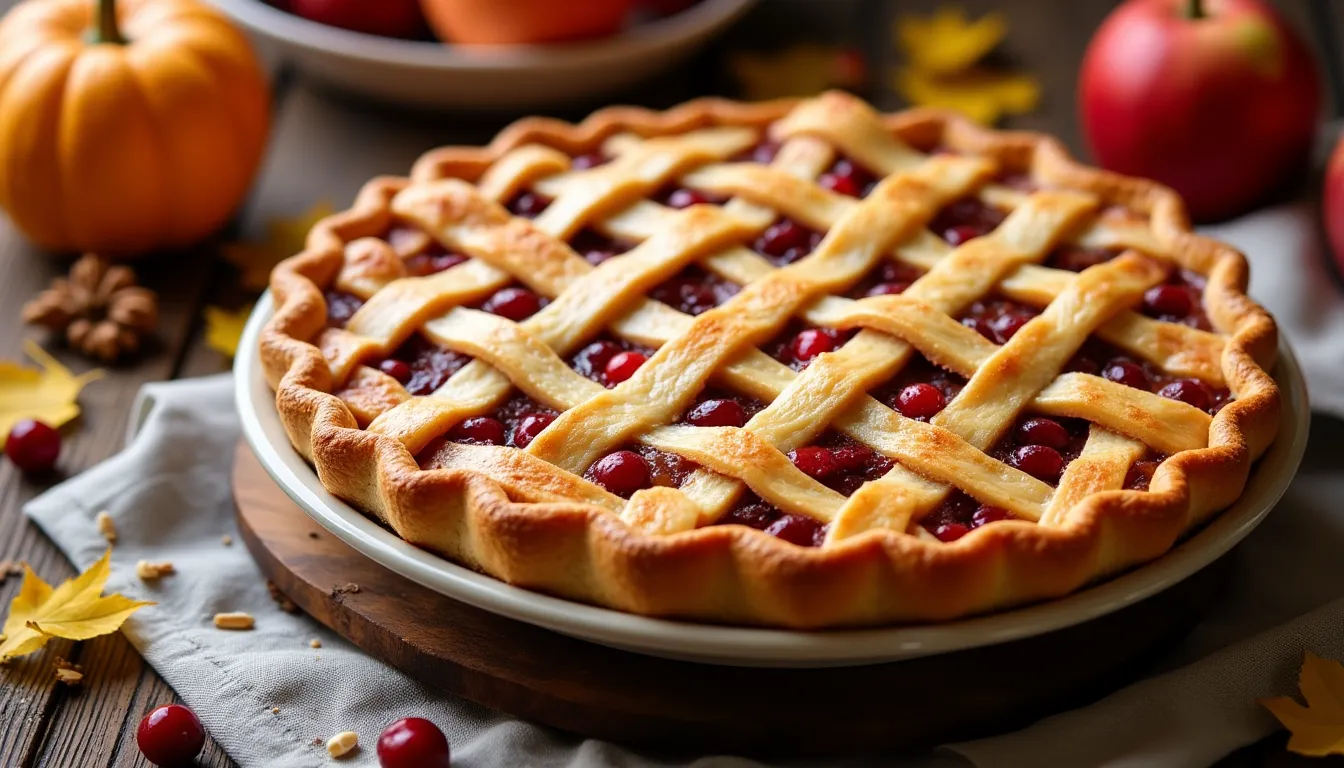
0,549,152,661
892,66,1041,125
1261,651,1344,757
729,45,866,101
221,201,335,291
203,305,253,359
895,7,1006,76
0,340,103,438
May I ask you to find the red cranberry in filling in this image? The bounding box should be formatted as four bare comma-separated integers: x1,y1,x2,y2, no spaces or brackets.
1016,417,1070,449
573,340,622,379
378,359,412,384
482,286,542,321
944,225,983,246
756,219,809,258
820,171,860,198
895,383,946,419
604,351,646,385
1102,359,1150,391
747,142,780,164
934,523,970,542
1143,285,1196,319
990,313,1031,342
765,514,825,546
830,443,873,474
789,328,839,363
1010,444,1064,482
509,192,549,217
865,281,910,297
686,398,747,428
571,153,605,170
511,413,555,448
451,416,506,446
788,446,837,480
666,188,711,209
588,450,651,496
1159,379,1214,411
325,291,364,328
722,501,777,530
406,252,467,276
962,316,996,341
972,505,1012,527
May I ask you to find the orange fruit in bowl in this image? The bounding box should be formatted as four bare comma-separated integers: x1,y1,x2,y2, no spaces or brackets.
419,0,635,45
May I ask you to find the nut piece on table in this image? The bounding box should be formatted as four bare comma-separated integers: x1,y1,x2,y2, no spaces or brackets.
326,731,359,758
212,612,255,630
96,511,117,543
136,561,175,580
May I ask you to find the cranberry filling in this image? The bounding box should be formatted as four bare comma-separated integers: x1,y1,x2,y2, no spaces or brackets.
762,324,856,371
648,266,741,315
474,284,548,322
848,260,925,300
818,157,876,198
406,251,468,277
570,336,657,387
677,388,765,428
657,186,727,210
713,493,828,547
921,490,1020,541
584,443,699,497
325,290,365,328
568,228,635,266
958,297,1040,345
930,198,1005,244
1045,245,1122,273
870,355,967,421
1139,268,1212,330
383,335,473,396
987,414,1090,486
570,152,608,170
1067,339,1230,415
507,191,552,218
787,432,895,496
751,217,825,266
1124,455,1165,490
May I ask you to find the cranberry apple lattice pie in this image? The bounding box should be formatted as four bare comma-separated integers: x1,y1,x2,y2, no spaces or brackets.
261,92,1279,628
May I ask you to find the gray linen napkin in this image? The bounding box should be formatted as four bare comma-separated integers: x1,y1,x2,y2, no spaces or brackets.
22,202,1344,767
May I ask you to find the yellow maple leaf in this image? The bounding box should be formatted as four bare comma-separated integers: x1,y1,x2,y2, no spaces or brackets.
221,201,334,291
203,305,253,358
0,340,103,438
730,45,866,101
895,7,1006,76
0,549,153,661
892,66,1040,125
1261,651,1344,757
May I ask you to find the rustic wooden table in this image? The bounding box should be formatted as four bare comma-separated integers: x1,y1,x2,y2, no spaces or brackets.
0,1,1339,765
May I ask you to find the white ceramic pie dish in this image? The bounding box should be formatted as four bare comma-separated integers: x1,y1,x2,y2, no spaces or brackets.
203,0,754,110
234,291,1309,667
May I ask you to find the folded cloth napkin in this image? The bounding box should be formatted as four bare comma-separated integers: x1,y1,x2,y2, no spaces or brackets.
23,203,1344,768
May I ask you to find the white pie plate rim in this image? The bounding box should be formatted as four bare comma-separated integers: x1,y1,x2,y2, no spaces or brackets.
235,291,1309,667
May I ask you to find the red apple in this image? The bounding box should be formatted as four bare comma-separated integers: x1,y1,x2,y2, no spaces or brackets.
290,0,425,39
1079,0,1320,222
1323,139,1344,276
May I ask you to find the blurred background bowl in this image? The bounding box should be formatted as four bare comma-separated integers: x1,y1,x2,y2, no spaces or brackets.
204,0,755,111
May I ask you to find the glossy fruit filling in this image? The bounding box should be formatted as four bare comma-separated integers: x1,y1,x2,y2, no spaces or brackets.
818,156,877,198
569,227,635,266
325,290,365,328
848,259,925,299
787,432,896,496
870,355,966,421
959,296,1040,345
762,323,858,371
713,494,829,547
649,265,740,315
472,283,548,322
930,197,1006,245
1067,338,1230,415
751,217,825,266
569,336,656,387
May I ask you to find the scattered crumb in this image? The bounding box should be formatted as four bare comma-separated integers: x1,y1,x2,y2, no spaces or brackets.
136,561,175,581
271,707,281,715
308,531,320,540
213,612,255,630
53,658,82,686
0,561,22,582
325,731,358,758
221,534,233,546
311,737,324,747
95,511,117,544
309,639,322,648
331,583,360,597
267,581,298,613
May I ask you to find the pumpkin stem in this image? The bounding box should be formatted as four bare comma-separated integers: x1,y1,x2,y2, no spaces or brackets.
93,0,124,44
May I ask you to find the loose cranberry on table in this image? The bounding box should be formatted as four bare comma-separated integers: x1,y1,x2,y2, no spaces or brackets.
289,0,426,38
137,704,206,767
378,717,451,768
5,418,60,474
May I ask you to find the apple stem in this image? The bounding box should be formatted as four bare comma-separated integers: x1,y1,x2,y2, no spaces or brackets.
93,0,123,44
1186,0,1206,19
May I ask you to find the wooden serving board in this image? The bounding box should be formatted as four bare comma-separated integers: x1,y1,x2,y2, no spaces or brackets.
233,443,1229,756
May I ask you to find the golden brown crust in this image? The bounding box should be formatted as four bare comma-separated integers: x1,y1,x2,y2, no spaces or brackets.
260,94,1280,628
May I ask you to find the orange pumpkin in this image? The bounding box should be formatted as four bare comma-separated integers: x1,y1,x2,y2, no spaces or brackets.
0,0,270,255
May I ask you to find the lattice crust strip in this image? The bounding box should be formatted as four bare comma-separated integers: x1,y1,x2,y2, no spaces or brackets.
262,90,1282,627
319,93,1226,543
